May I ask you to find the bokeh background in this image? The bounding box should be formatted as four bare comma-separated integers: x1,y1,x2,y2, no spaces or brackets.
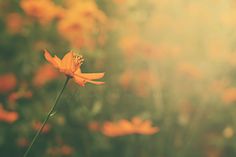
1,0,236,156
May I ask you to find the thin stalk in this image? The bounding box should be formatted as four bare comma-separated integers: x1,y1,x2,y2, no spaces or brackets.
23,76,70,157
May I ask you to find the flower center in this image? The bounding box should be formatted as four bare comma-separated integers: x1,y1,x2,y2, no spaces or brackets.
73,54,84,69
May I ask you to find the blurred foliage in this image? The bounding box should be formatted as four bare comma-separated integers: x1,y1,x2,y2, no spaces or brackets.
1,0,236,157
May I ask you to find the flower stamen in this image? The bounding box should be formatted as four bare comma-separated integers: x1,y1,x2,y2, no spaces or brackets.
73,54,84,68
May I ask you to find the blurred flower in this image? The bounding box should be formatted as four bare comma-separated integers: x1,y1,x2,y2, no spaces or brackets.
16,137,29,147
44,50,104,86
88,121,100,132
0,73,17,94
206,40,228,61
119,35,158,60
119,35,140,57
205,147,222,157
5,13,24,34
133,71,159,97
0,104,18,123
178,63,202,80
33,64,59,87
222,88,236,104
119,69,158,97
57,0,107,49
47,145,74,156
209,79,229,94
119,70,132,89
47,147,58,156
20,0,63,25
33,40,52,51
223,126,234,139
131,117,159,135
8,90,32,104
61,145,74,156
204,132,223,157
102,117,159,137
33,121,51,133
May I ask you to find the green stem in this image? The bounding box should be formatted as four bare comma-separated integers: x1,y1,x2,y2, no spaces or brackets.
23,76,70,157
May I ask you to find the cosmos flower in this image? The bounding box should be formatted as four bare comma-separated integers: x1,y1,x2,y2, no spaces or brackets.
102,117,159,137
0,105,18,123
44,50,104,86
8,90,32,104
57,0,107,49
6,12,24,34
47,145,74,156
222,88,236,104
33,64,59,87
0,73,17,94
20,0,63,25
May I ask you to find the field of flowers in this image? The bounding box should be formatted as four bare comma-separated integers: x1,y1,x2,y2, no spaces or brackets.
1,0,236,157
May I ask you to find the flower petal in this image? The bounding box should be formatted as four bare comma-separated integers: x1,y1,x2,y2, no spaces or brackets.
60,51,75,74
76,73,105,80
44,50,61,68
73,76,86,86
73,75,104,86
85,79,105,85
